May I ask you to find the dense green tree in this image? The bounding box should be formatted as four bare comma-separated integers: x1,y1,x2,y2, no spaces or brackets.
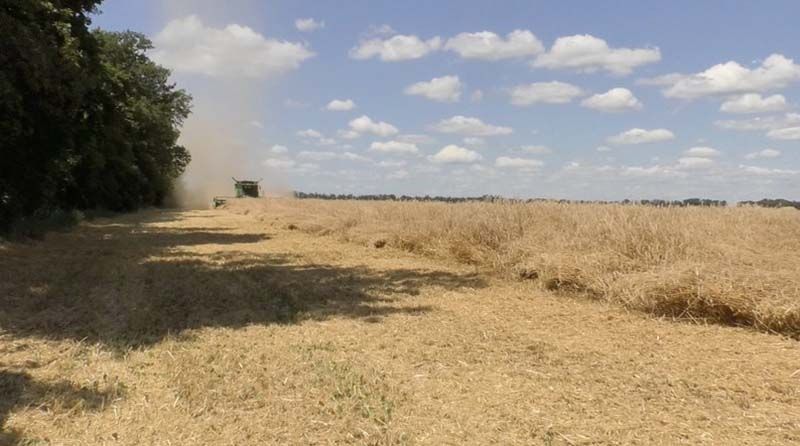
0,0,102,229
1,1,191,233
66,30,191,211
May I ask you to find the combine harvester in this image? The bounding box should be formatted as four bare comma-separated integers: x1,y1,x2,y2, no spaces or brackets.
212,178,262,208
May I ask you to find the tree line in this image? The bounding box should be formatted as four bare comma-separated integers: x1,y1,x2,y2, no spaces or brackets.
294,192,799,209
1,0,191,234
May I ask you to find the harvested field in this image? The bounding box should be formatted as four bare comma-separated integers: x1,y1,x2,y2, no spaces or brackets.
1,204,799,444
227,198,800,337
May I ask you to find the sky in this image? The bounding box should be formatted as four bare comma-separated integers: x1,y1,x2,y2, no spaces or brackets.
92,0,800,201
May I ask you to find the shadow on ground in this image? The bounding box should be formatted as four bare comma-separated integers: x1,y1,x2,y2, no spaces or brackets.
0,210,486,349
0,370,117,445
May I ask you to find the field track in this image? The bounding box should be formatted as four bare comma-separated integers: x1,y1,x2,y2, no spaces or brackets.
1,208,799,445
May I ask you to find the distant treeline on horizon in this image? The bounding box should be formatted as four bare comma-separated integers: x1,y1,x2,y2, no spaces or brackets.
293,192,800,210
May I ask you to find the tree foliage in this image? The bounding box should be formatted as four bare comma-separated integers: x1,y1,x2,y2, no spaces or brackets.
0,0,191,233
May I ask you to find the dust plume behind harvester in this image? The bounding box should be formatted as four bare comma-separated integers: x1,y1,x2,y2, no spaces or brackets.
212,178,262,208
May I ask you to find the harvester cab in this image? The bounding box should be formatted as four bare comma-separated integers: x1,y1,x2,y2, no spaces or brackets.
212,178,262,208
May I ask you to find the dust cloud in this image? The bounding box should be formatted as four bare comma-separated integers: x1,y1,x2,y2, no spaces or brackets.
158,1,293,208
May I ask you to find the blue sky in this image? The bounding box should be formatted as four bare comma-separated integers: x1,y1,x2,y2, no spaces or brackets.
93,1,800,201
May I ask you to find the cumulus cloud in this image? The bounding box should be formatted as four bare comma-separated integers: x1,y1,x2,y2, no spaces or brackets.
404,75,463,102
349,33,442,61
647,54,800,99
326,99,356,111
369,140,419,154
270,144,288,154
495,156,544,170
510,81,584,106
608,128,675,145
295,18,324,32
428,145,482,163
621,165,686,178
683,146,721,158
430,116,513,136
297,129,335,146
444,30,544,60
744,148,781,159
767,126,800,140
348,115,399,137
715,113,800,131
297,129,323,139
151,15,314,77
720,93,788,114
581,87,643,112
532,34,660,75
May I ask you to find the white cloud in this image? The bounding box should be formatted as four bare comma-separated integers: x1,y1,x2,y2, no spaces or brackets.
510,81,583,106
297,129,335,146
533,34,660,75
677,157,715,169
621,165,685,178
495,156,544,170
297,129,323,139
715,113,800,131
444,30,544,60
349,33,442,61
151,15,314,78
369,140,419,154
596,146,612,152
249,120,264,128
767,126,800,140
608,128,675,145
404,75,463,102
326,99,356,111
295,18,324,32
720,93,788,114
428,145,482,163
270,144,288,154
519,145,553,154
263,158,296,169
581,88,643,112
651,54,800,99
337,129,361,139
348,115,399,137
431,115,513,136
744,148,781,159
683,146,721,158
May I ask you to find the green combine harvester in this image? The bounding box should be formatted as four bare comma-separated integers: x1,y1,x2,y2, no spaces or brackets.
212,178,262,208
